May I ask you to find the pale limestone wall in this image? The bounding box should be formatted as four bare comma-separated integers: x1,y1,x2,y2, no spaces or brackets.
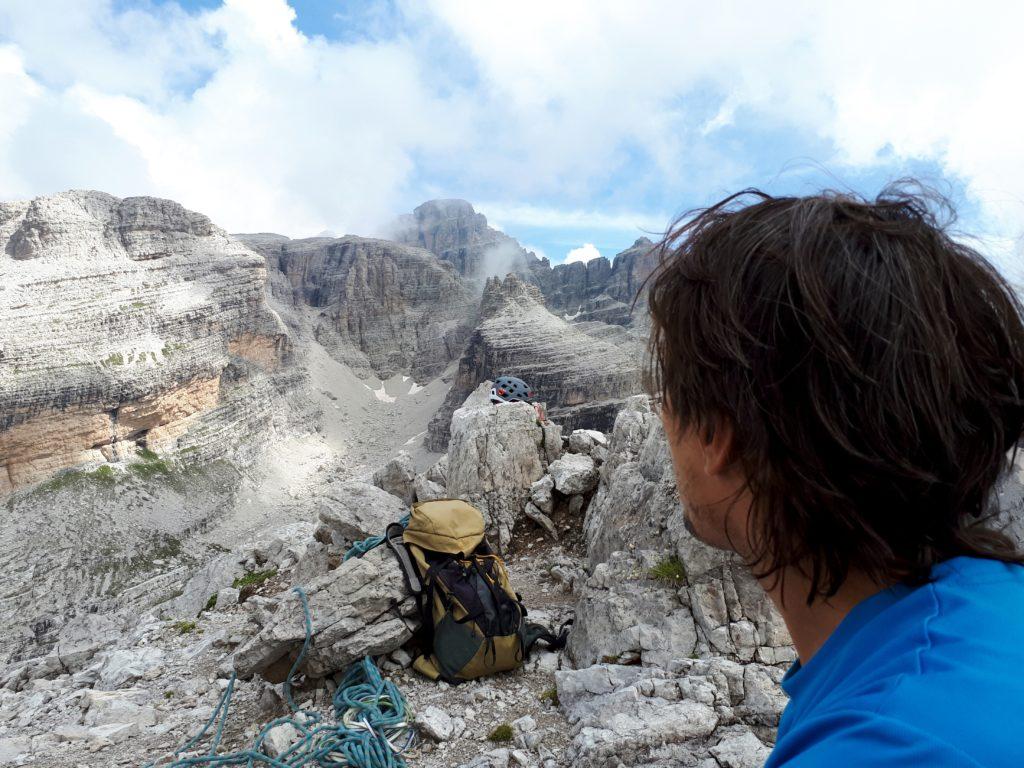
0,191,289,493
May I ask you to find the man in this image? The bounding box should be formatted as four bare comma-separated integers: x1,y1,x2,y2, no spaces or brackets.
645,185,1024,766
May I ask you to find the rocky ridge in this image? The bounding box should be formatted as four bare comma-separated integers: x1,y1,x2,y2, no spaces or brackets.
426,275,645,450
1,386,1021,767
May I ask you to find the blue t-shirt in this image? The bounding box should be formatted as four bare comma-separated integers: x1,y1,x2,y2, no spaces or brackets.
765,556,1024,767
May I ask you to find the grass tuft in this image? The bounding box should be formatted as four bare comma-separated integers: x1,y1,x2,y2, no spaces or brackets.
649,555,686,584
232,569,277,590
172,620,197,634
539,687,559,707
487,724,513,743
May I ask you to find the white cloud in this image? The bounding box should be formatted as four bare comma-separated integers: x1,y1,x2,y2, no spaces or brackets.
564,243,602,265
0,0,1022,285
479,202,666,233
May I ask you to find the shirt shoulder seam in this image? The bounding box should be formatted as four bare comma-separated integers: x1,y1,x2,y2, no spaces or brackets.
869,581,940,716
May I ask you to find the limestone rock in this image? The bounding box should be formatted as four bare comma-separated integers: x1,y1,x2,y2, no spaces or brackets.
263,722,300,758
413,473,446,502
445,400,558,552
710,728,773,768
547,454,599,496
315,481,409,550
523,502,558,540
529,237,658,326
81,688,157,728
54,613,121,672
556,664,719,767
95,647,164,690
233,546,416,680
557,658,784,767
568,551,697,668
1,190,289,494
577,395,792,665
372,451,416,505
529,475,555,515
389,199,540,280
567,429,609,458
415,705,455,741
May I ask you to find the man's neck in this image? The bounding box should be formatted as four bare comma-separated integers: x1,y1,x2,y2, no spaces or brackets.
760,566,887,664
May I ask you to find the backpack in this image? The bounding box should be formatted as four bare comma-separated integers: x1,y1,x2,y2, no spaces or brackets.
385,498,569,683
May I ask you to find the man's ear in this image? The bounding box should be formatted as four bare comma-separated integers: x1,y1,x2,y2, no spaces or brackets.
701,416,735,476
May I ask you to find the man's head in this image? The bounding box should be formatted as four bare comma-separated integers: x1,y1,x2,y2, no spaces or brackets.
645,183,1024,601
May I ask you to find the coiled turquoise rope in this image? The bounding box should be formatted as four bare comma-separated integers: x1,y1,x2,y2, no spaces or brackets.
147,586,416,767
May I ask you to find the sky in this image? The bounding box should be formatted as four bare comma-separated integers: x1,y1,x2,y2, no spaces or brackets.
0,1,1021,280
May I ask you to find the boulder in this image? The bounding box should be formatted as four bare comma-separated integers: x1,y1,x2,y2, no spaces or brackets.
81,688,157,728
372,451,416,505
54,612,121,672
710,728,773,768
413,474,446,503
263,722,300,758
568,551,698,668
415,705,455,741
248,522,317,569
548,454,598,496
523,502,558,541
529,475,555,515
95,647,165,690
315,481,409,550
233,545,417,680
567,429,609,458
445,400,560,552
556,658,784,768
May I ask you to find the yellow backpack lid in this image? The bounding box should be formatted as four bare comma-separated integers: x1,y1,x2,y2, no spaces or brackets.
402,498,486,554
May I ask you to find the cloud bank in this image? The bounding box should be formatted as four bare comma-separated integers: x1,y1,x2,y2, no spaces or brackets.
0,0,1020,278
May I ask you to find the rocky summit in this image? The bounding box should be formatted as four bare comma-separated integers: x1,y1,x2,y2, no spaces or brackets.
2,188,1019,768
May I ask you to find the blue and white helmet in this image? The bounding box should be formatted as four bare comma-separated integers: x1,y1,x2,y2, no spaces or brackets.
490,375,535,404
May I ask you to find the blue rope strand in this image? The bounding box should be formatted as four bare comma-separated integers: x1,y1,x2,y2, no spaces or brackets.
343,515,409,561
148,584,416,767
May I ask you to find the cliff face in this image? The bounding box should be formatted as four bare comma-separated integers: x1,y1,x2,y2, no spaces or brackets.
0,191,290,495
529,237,658,326
391,200,659,325
426,274,645,450
389,198,542,279
238,234,478,381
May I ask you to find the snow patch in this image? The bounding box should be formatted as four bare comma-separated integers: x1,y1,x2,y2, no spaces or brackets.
563,305,583,321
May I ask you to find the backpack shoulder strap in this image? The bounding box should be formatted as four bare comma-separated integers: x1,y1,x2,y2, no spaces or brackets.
385,522,422,597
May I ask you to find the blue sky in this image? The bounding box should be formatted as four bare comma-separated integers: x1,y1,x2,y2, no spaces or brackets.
0,1,1020,279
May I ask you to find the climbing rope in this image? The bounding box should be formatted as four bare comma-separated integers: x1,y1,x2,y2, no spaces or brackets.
147,586,416,767
343,515,410,561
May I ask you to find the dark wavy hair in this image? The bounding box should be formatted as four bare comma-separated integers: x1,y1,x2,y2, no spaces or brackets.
644,183,1024,602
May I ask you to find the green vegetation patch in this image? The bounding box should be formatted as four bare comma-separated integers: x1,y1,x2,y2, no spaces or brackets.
35,464,118,494
649,555,687,585
130,447,172,479
103,352,125,367
232,569,277,590
172,620,197,634
487,724,513,743
539,687,559,707
200,593,218,615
